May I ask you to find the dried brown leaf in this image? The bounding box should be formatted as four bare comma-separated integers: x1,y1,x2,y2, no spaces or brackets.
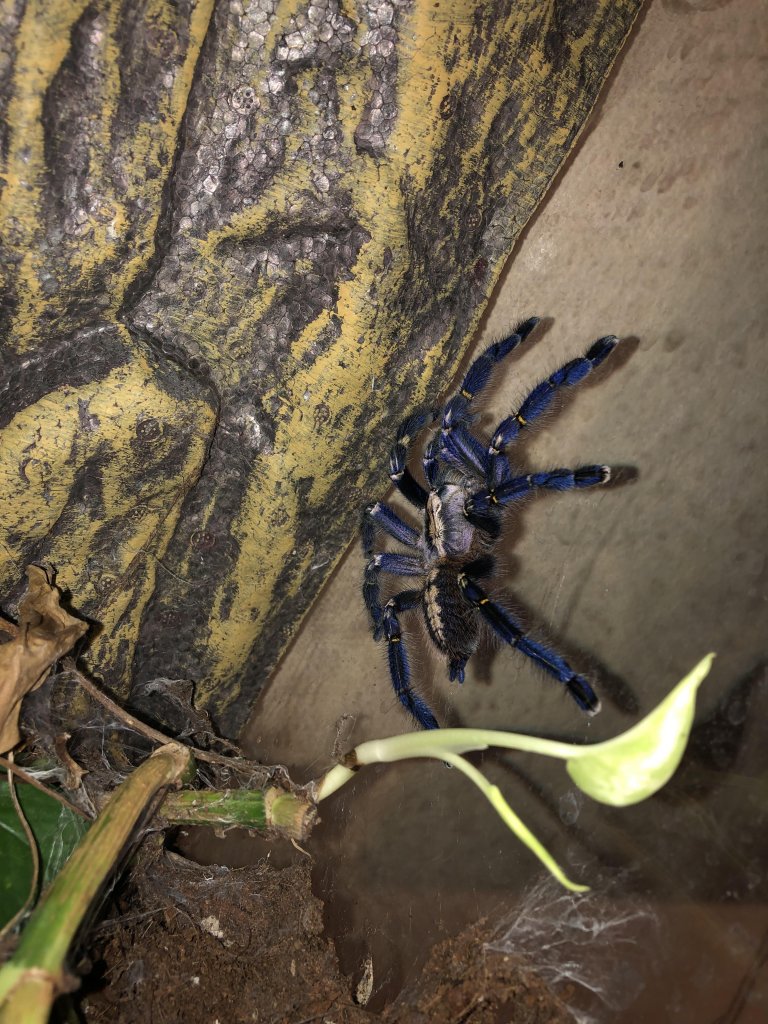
54,732,89,790
0,566,89,753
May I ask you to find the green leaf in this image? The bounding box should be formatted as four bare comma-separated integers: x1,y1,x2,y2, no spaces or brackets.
0,780,89,929
566,653,714,806
316,654,715,891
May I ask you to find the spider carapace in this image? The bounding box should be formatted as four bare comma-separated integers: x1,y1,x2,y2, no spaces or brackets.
362,317,619,729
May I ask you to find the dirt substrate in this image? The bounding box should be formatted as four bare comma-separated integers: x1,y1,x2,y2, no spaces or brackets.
79,850,573,1024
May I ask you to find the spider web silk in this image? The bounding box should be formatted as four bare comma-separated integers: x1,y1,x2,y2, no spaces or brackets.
486,873,659,1023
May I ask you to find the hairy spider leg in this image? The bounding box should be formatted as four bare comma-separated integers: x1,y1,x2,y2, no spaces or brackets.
370,552,425,575
362,501,421,553
437,319,541,481
465,465,611,518
458,574,600,715
440,423,491,480
382,591,439,730
362,502,421,635
364,552,425,638
389,408,436,508
423,435,442,488
488,336,619,465
441,316,541,435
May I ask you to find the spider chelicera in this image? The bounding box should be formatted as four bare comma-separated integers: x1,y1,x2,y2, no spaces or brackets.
362,317,620,730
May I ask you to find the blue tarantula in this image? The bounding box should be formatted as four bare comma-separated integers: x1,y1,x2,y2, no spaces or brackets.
362,317,619,730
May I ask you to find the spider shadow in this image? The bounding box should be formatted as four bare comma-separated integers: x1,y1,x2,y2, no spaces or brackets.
439,581,640,728
665,660,768,795
447,477,641,720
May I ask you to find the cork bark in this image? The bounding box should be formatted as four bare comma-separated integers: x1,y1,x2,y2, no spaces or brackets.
0,0,643,737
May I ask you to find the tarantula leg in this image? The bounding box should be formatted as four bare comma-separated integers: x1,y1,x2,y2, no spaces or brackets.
389,463,428,508
465,465,611,516
389,408,434,508
362,562,385,638
369,553,424,576
463,555,495,578
463,506,501,540
517,465,611,493
362,503,421,637
441,423,490,477
362,502,420,554
388,589,423,611
458,575,600,715
489,335,619,456
423,436,441,488
363,554,424,639
442,317,540,433
382,595,439,730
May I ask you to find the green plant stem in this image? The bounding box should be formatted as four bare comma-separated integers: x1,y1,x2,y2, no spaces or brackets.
442,752,588,892
315,655,714,890
0,742,192,1024
316,653,715,804
161,785,316,840
313,730,579,802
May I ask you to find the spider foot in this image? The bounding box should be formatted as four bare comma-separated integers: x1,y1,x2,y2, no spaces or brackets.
566,674,602,716
449,658,468,684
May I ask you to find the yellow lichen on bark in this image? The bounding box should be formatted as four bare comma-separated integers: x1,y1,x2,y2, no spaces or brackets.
0,0,643,729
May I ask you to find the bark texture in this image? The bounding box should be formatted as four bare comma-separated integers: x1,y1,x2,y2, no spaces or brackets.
0,0,643,736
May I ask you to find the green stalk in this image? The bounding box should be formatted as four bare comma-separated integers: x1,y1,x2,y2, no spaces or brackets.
161,786,316,840
0,742,192,1024
442,752,589,892
315,655,714,889
318,654,714,802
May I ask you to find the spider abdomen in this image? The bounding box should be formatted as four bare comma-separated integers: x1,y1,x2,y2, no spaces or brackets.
423,566,479,680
